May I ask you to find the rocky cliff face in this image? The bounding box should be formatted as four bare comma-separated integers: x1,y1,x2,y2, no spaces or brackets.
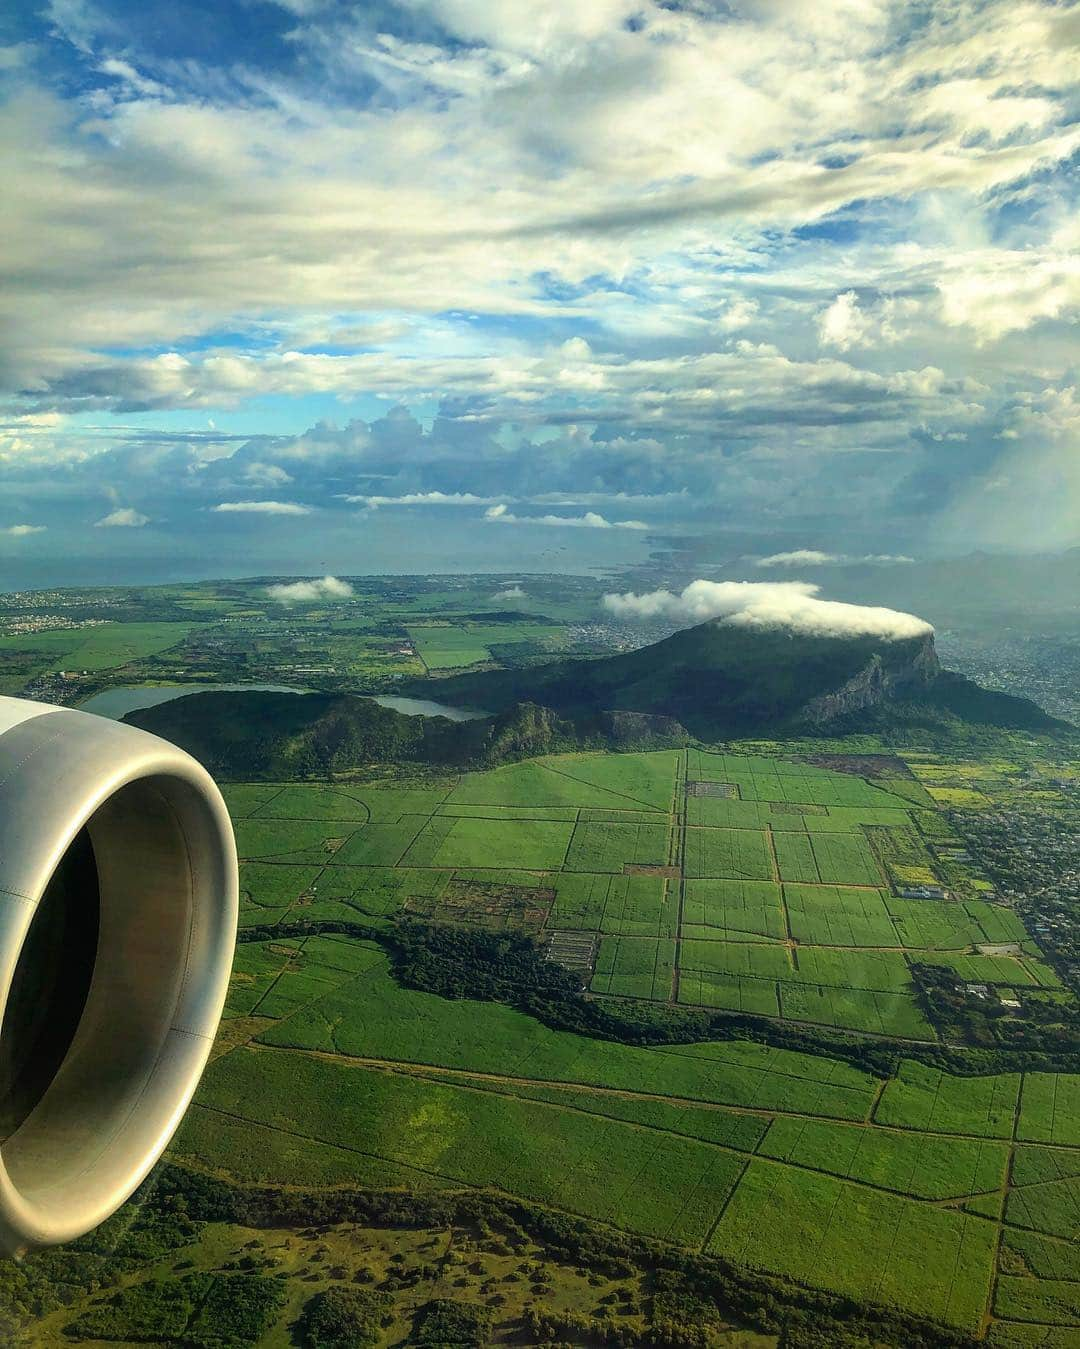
603,709,689,747
799,633,940,725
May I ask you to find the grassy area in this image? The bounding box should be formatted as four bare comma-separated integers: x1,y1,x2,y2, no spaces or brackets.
407,622,564,670
182,744,1080,1342
222,748,1069,1045
706,1160,995,1330
0,620,202,691
685,828,774,880
201,940,1078,1341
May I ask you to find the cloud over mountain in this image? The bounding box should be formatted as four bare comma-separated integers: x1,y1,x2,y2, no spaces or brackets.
603,580,932,640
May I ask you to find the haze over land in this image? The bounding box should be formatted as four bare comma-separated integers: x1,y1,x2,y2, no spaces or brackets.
2,0,1078,584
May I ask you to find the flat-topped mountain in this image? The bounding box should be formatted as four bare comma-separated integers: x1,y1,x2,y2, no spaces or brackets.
425,621,1060,739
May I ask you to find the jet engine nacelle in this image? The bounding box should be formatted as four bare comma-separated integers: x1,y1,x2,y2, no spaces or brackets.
0,696,237,1256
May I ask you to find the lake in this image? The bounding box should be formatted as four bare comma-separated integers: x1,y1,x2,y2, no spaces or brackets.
77,684,487,722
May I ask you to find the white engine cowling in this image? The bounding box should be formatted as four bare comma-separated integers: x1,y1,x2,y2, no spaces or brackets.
0,696,237,1256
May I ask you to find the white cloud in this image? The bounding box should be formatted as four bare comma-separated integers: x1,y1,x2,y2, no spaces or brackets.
3,0,1078,553
4,0,1077,403
266,575,354,603
718,297,759,332
94,507,150,528
211,500,311,516
817,292,917,352
756,549,914,567
937,231,1080,343
602,579,931,640
243,462,293,487
485,504,647,529
350,491,500,508
1,524,46,536
757,549,842,567
818,292,873,351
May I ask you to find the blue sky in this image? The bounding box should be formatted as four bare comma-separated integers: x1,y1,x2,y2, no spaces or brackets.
1,0,1078,576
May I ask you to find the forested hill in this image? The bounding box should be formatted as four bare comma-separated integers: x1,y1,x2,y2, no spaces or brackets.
124,693,677,779
424,621,1062,739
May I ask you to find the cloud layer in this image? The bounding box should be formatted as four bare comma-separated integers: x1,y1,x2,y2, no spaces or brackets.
603,580,932,641
1,0,1078,557
756,550,915,567
211,500,311,516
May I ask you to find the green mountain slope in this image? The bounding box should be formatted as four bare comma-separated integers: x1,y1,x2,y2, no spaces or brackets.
427,622,1060,739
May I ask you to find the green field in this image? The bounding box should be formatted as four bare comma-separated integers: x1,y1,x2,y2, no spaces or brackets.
0,620,201,691
684,828,774,880
706,1160,995,1330
564,819,671,872
173,940,1080,1338
681,879,785,941
591,936,675,999
221,749,1058,1043
193,746,1080,1342
550,873,673,935
406,622,564,669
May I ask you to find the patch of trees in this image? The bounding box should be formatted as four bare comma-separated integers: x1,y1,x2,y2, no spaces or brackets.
64,1271,285,1346
0,1191,200,1342
297,1286,394,1348
910,961,1080,1061
66,1275,205,1343
411,1298,493,1346
154,1166,978,1349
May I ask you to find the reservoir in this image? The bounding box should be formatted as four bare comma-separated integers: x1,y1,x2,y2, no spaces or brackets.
76,683,486,722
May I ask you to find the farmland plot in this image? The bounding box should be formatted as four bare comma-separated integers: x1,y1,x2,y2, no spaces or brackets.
783,885,898,947
564,820,671,873
874,1061,1021,1137
684,828,774,880
681,879,785,941
706,1160,995,1330
591,936,675,999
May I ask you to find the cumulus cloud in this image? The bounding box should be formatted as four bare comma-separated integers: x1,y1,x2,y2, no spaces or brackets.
484,504,647,529
818,293,873,352
937,236,1080,345
3,0,1078,553
94,507,150,528
602,579,931,640
211,500,311,516
756,550,915,567
266,576,354,603
243,462,293,488
1,524,46,536
817,292,918,351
